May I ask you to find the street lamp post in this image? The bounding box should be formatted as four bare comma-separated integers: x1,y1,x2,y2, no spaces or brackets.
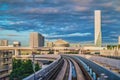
32,51,36,80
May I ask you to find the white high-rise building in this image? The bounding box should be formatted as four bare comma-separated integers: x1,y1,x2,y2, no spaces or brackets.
118,36,120,45
94,10,102,47
30,32,44,48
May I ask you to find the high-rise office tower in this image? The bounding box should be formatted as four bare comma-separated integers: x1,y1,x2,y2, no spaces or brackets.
118,36,120,45
30,32,44,48
94,10,102,47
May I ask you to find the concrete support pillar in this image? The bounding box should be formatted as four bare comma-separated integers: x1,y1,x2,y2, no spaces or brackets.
14,49,21,56
114,49,118,56
79,49,82,54
54,50,58,55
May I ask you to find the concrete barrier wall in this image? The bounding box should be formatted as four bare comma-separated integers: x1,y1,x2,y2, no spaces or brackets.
81,55,120,70
100,50,120,56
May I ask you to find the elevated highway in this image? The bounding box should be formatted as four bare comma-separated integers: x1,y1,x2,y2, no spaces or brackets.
13,54,59,61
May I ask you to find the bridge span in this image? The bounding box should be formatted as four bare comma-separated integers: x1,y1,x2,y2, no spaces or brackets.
13,54,59,61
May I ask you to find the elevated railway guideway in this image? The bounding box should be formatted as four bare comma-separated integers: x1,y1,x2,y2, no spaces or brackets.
61,55,92,80
74,56,120,80
23,55,94,80
23,56,63,80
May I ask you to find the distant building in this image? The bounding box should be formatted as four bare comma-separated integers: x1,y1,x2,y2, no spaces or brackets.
8,45,14,47
83,46,106,50
54,39,69,47
30,32,44,48
70,43,81,47
0,40,8,46
118,36,120,45
46,42,54,47
0,50,12,79
94,10,102,47
13,41,21,47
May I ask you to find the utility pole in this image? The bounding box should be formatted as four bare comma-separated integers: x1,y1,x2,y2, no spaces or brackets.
32,51,36,80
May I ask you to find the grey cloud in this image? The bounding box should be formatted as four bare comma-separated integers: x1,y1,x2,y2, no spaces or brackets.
44,32,91,38
24,7,60,14
7,34,19,36
103,19,117,23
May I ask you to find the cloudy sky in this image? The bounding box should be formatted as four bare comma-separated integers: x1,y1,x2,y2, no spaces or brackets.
0,0,120,46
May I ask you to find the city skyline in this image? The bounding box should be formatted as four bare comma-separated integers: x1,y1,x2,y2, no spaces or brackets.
0,0,120,46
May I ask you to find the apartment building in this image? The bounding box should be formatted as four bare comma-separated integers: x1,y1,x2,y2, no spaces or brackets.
0,50,12,80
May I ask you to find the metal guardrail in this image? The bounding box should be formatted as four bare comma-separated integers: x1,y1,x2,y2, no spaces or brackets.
76,56,120,80
75,57,98,80
23,56,61,80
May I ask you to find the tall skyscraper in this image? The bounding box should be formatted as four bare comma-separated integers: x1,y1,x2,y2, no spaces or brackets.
118,36,120,45
30,32,44,48
94,10,102,47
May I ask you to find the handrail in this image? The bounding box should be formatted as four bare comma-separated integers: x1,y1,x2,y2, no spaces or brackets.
68,60,72,80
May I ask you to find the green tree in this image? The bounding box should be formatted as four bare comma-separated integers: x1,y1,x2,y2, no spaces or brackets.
118,45,120,49
35,62,40,71
12,58,22,69
107,45,112,50
10,59,41,80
